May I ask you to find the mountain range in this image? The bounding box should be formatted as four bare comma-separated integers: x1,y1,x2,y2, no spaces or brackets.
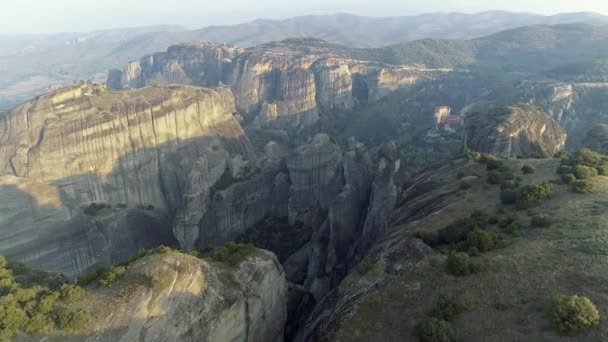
2,11,608,110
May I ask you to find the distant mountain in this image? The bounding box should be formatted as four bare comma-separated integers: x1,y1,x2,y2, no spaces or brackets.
2,11,608,110
109,11,608,58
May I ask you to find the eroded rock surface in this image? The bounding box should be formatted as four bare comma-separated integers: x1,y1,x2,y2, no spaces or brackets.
0,84,254,271
464,103,566,158
24,250,287,342
108,40,446,129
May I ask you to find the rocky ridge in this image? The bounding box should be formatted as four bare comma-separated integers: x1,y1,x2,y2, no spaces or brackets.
107,40,448,129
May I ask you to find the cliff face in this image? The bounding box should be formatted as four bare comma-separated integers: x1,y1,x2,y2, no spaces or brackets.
0,84,254,272
464,104,567,158
108,41,445,129
583,124,608,154
520,81,608,148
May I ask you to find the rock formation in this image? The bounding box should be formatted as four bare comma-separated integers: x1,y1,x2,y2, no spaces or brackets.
582,124,608,154
464,103,567,158
107,40,447,129
28,250,287,342
0,84,254,272
519,81,608,148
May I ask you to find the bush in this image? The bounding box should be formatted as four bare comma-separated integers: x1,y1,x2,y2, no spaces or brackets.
521,165,535,174
557,165,573,175
60,284,85,304
572,180,594,194
54,307,89,331
549,295,600,332
77,267,106,286
446,251,482,276
574,165,598,180
99,266,127,287
466,229,501,252
0,304,27,338
22,313,52,333
466,229,502,252
487,169,514,185
561,173,576,184
430,292,476,321
572,148,604,167
459,181,472,190
210,243,257,267
500,189,518,205
488,216,499,225
531,214,551,228
416,318,456,342
499,217,521,234
515,182,553,209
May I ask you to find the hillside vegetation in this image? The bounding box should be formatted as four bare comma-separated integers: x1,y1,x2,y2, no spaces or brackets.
334,150,608,341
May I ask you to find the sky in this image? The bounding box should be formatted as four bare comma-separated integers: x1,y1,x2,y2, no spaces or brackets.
2,0,608,34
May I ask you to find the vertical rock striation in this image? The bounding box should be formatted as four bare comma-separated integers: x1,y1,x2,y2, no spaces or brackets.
108,40,446,129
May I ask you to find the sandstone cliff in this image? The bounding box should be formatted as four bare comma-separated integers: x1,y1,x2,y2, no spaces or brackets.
0,84,254,273
519,81,608,149
464,104,567,158
107,40,447,129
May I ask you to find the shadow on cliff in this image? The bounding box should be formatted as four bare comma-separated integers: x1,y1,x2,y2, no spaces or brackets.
0,129,255,277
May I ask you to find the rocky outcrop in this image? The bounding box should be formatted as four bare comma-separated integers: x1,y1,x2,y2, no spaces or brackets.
295,159,473,341
583,124,608,154
29,250,287,342
519,81,608,148
0,84,254,270
464,103,567,158
108,40,447,129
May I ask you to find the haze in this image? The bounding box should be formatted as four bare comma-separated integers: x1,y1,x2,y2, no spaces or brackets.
3,0,608,34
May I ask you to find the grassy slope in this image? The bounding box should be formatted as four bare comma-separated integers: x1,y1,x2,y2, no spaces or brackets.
335,158,608,341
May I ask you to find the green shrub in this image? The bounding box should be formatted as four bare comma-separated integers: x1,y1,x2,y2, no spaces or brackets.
0,256,6,269
60,284,85,304
0,304,27,338
549,295,600,332
574,165,598,180
416,317,456,342
500,189,518,205
515,182,553,209
572,148,604,167
561,173,576,184
521,165,535,174
77,267,106,286
35,291,59,314
479,153,498,164
210,243,257,267
487,169,514,185
99,266,127,287
531,214,551,228
488,216,499,225
54,307,89,331
597,166,608,176
499,217,521,234
446,251,482,276
22,313,52,333
459,181,472,190
430,292,476,321
466,229,502,252
557,165,573,175
572,180,594,194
